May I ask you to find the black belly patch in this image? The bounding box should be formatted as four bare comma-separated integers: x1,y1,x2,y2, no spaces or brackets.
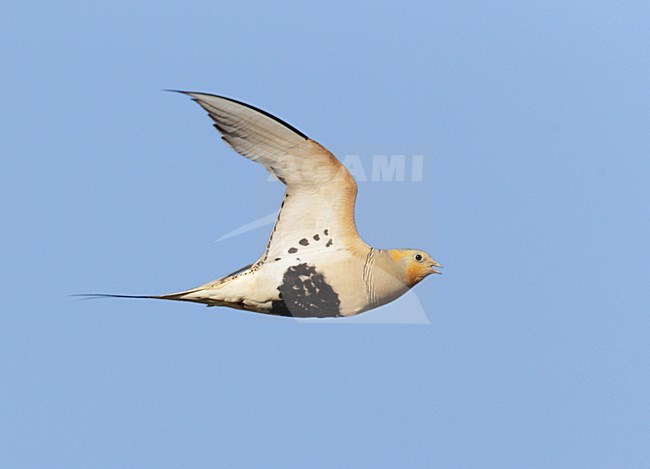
269,263,341,318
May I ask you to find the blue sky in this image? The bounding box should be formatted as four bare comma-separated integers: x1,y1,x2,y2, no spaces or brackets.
2,1,649,467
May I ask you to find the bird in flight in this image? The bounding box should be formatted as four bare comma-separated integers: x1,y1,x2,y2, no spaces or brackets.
89,92,441,318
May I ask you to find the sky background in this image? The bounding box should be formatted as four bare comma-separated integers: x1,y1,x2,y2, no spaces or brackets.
2,1,649,467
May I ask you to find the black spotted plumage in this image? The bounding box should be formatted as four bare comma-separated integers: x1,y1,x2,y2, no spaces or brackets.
269,263,341,318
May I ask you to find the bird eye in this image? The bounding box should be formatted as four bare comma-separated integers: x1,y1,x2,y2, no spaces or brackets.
414,254,423,262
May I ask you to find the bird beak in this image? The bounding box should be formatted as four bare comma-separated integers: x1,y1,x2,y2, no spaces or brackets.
430,261,443,275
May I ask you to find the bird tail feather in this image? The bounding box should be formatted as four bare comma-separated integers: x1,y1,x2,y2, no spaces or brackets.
71,291,199,302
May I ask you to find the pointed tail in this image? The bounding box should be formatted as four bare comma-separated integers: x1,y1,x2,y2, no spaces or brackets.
71,291,196,302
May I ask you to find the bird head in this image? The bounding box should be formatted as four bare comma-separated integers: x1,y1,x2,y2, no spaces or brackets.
387,249,442,287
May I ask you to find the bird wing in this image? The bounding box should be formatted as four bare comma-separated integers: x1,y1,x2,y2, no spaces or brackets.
181,92,364,263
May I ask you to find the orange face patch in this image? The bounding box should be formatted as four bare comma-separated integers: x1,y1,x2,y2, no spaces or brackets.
406,262,429,287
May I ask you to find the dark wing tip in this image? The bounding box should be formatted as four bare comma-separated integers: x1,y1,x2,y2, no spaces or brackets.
161,89,189,94
167,89,310,140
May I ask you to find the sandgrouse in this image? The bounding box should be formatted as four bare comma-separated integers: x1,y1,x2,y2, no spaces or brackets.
90,92,442,318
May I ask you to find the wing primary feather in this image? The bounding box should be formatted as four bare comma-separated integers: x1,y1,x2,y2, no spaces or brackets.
166,89,310,140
